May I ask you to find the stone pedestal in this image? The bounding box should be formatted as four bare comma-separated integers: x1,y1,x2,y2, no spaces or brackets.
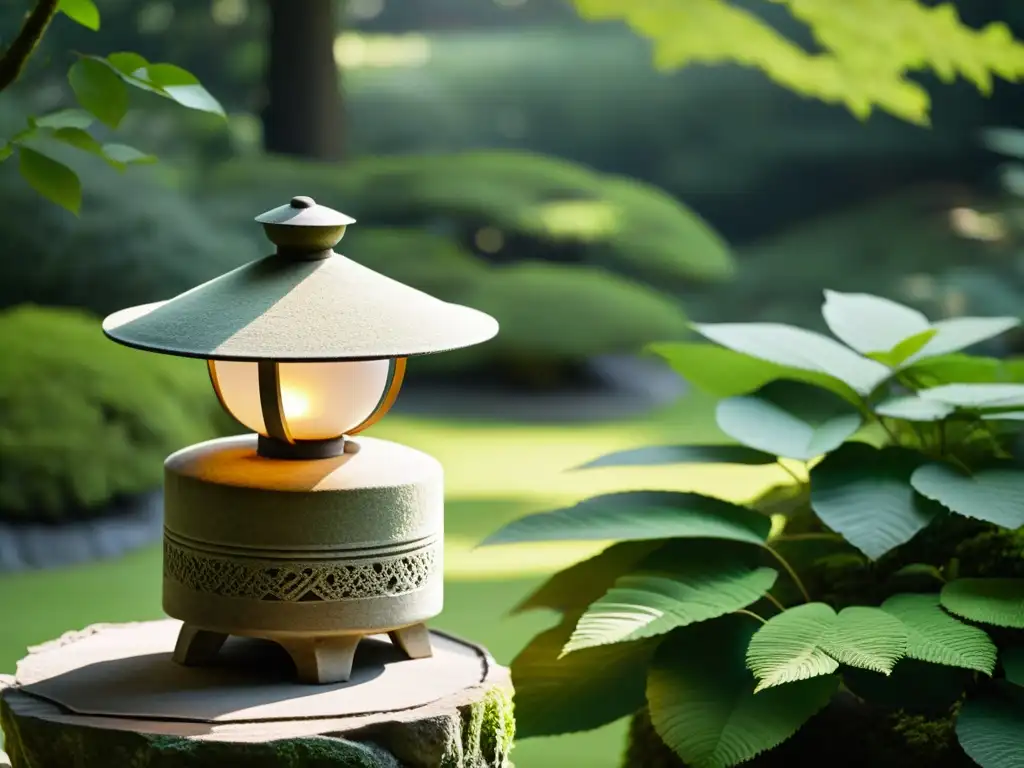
0,621,514,768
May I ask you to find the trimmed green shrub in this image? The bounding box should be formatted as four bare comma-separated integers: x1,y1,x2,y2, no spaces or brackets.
0,305,232,522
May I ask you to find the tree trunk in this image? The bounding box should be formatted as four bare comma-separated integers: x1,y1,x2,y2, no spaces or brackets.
261,0,344,160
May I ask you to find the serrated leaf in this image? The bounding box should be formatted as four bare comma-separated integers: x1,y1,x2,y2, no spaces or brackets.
810,445,941,560
819,606,908,674
511,616,657,737
942,579,1024,629
874,395,954,421
648,616,838,768
911,464,1024,529
68,57,129,129
920,383,1024,409
143,63,225,116
694,322,890,395
512,540,664,616
101,143,157,170
564,541,777,653
716,380,862,461
51,127,102,154
59,0,99,30
914,317,1021,362
881,593,996,673
576,443,776,469
957,686,1024,768
32,108,93,129
746,603,840,691
1002,647,1024,687
820,290,930,355
480,491,771,547
647,341,860,403
18,147,80,215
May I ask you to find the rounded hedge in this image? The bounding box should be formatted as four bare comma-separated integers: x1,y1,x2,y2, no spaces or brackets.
0,305,233,522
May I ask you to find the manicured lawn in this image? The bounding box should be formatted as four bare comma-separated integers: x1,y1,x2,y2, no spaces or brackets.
0,390,785,767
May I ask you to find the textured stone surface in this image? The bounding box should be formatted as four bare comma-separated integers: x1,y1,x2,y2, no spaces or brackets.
0,624,514,768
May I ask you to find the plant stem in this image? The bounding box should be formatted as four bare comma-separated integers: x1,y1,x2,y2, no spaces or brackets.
764,544,812,603
763,592,786,612
0,0,61,94
733,609,767,624
777,460,804,484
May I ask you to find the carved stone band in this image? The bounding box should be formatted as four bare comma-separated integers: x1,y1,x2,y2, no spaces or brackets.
163,535,440,603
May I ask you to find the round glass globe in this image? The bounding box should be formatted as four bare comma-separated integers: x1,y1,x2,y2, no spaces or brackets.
210,359,393,441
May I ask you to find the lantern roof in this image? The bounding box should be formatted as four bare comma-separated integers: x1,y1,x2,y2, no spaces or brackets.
102,196,499,362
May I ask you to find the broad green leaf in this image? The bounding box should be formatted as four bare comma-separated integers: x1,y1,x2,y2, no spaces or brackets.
511,617,657,737
564,541,777,653
820,290,930,355
984,411,1024,422
59,0,99,30
18,148,80,215
881,593,996,673
143,64,226,116
746,603,840,691
957,687,1024,768
892,563,945,583
647,341,859,403
913,317,1021,362
101,143,157,170
480,491,771,547
716,381,862,461
694,322,890,395
810,445,941,559
911,464,1024,529
819,606,908,674
51,127,102,155
942,579,1024,629
843,659,970,715
68,58,129,129
905,354,1006,386
648,617,838,768
0,145,11,163
32,108,93,129
868,329,938,368
1002,647,1024,687
919,383,1024,409
874,395,953,422
576,444,775,469
512,540,664,615
105,51,149,76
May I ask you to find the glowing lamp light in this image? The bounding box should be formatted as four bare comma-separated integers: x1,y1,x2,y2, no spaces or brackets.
101,195,497,684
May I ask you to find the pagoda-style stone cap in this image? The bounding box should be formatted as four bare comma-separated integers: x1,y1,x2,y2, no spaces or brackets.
101,197,499,361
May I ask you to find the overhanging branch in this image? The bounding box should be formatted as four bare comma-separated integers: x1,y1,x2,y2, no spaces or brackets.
0,0,61,93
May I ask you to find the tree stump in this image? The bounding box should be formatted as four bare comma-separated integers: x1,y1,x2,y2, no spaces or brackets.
0,620,514,768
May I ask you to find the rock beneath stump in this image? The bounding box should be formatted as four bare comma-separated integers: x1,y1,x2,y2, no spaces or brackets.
0,621,515,768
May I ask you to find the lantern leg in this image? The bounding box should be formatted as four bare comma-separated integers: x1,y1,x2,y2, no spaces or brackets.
389,622,433,660
172,624,228,666
279,636,363,685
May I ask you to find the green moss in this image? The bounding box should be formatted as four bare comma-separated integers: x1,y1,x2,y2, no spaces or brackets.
0,306,232,522
479,687,516,766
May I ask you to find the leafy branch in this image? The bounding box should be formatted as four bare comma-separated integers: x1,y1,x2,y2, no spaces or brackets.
0,0,61,93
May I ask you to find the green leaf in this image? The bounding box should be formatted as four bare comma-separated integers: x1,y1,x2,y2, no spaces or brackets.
101,143,157,170
810,445,941,560
32,108,93,129
746,603,841,691
1002,647,1024,687
648,617,839,768
647,341,859,403
50,127,102,154
68,57,129,129
480,491,771,547
874,395,954,422
892,563,946,583
143,64,226,116
915,317,1021,361
0,145,11,163
59,0,99,30
957,686,1024,768
716,381,862,461
105,51,149,77
911,464,1024,529
694,322,891,395
868,329,938,368
919,383,1024,409
564,541,777,653
17,147,80,215
819,606,908,674
576,444,776,469
942,579,1024,629
512,540,664,616
820,290,930,355
984,411,1024,422
881,593,996,674
905,354,1006,385
510,617,657,737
